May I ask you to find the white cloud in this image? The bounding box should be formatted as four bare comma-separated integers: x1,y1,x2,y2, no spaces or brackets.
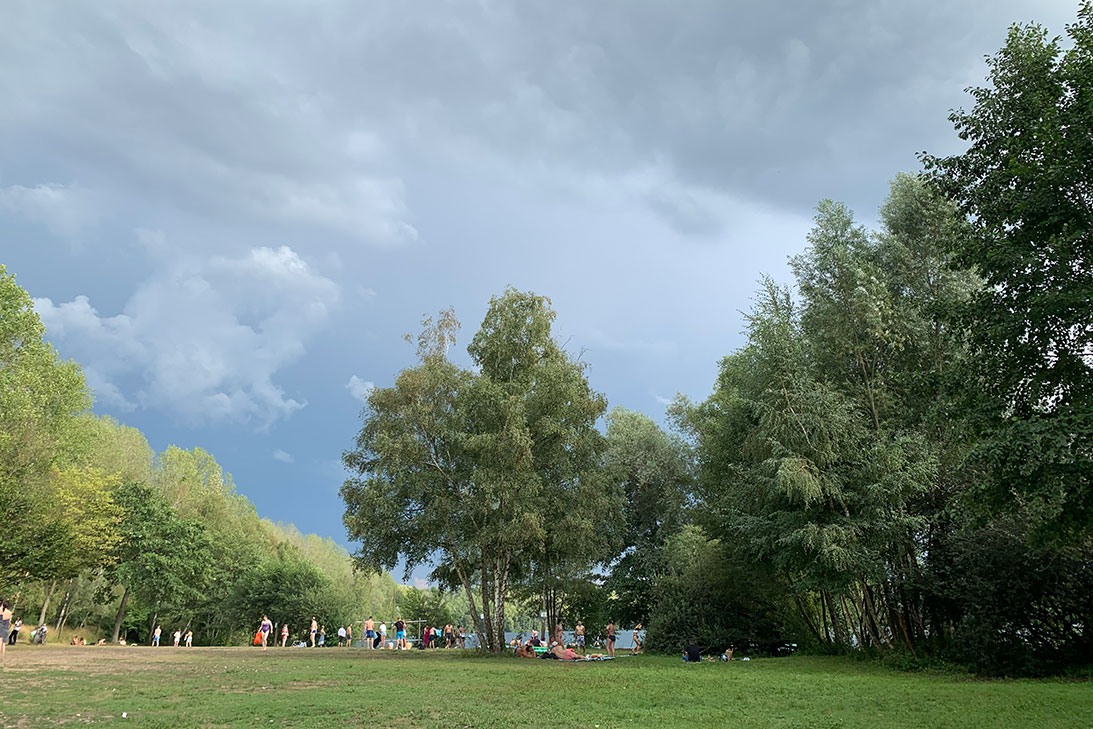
412,577,430,590
0,182,99,236
272,449,294,463
346,375,375,403
34,244,340,428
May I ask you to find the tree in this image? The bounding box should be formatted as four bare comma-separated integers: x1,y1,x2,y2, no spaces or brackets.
923,4,1093,538
343,290,616,653
109,482,213,642
0,265,90,589
601,407,692,625
47,467,123,579
396,587,454,630
644,525,787,655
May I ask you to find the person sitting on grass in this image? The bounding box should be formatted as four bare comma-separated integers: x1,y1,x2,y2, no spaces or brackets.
515,643,537,658
527,630,541,647
684,638,701,663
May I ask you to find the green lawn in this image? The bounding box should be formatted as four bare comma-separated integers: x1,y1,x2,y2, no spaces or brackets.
2,646,1090,728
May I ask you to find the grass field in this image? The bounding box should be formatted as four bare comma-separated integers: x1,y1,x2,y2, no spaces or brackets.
2,646,1090,729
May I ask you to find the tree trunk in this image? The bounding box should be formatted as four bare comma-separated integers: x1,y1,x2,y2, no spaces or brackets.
488,553,510,655
54,583,73,633
38,579,57,626
112,587,131,643
824,590,845,645
861,583,891,649
451,557,488,651
841,594,864,650
819,591,831,643
793,595,824,645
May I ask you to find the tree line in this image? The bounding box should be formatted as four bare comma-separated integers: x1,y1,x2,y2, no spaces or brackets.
0,269,404,644
342,6,1092,675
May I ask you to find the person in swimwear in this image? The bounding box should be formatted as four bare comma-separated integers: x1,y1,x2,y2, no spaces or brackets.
259,616,272,650
364,616,375,649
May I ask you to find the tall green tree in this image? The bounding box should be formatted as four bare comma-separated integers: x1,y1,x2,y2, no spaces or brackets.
923,3,1093,538
109,482,213,642
0,265,90,589
343,290,616,653
601,407,692,625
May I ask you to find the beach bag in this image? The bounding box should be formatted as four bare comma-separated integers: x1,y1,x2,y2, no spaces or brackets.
253,631,262,645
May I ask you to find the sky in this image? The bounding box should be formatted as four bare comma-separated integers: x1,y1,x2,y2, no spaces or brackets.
0,0,1078,583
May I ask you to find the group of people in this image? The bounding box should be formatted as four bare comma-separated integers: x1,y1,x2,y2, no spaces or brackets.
252,615,469,651
683,639,739,663
513,619,639,661
2,595,48,664
150,625,194,647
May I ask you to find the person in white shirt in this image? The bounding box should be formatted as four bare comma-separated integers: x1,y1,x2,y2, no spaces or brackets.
379,622,388,648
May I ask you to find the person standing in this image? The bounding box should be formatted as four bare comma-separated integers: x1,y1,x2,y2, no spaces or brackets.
379,621,387,648
364,616,375,649
337,625,346,647
185,630,193,647
152,625,162,647
281,623,289,647
346,622,353,647
259,616,272,650
632,624,643,654
0,599,12,666
395,620,408,651
318,626,326,647
173,629,182,647
574,620,585,655
310,617,318,647
394,617,406,650
443,623,454,648
605,619,616,658
9,616,21,645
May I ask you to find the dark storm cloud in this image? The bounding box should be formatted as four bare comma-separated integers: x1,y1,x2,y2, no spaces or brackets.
0,0,1076,547
1,0,1077,242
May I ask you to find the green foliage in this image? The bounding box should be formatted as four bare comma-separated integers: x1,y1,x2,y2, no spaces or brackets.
0,265,90,588
923,3,1093,539
922,520,1093,675
343,289,617,652
111,482,213,630
396,587,454,629
232,551,330,631
600,407,693,624
644,525,788,655
46,466,123,579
